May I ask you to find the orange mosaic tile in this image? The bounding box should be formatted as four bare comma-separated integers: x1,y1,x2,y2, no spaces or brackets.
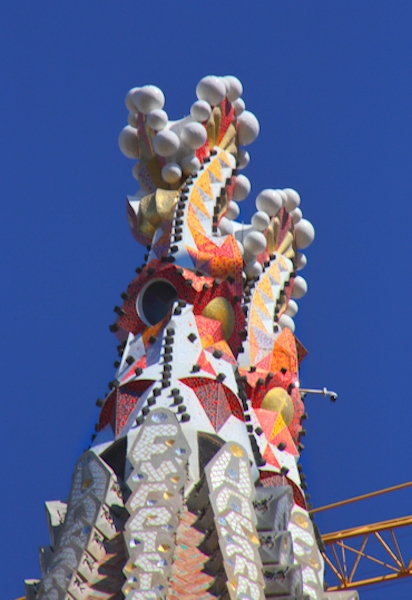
168,509,216,600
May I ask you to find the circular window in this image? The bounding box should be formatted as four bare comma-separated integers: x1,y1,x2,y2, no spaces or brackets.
137,279,178,326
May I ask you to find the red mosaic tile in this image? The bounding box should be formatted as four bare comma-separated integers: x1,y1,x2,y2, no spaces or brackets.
180,377,244,432
115,380,153,437
262,444,281,469
259,471,306,510
97,380,153,436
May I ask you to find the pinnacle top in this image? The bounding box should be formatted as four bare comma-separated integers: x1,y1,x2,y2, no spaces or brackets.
119,75,314,325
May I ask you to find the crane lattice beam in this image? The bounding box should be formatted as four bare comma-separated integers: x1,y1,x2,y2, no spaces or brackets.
321,515,412,590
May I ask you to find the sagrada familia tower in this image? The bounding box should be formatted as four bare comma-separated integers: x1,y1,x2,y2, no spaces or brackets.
22,76,359,600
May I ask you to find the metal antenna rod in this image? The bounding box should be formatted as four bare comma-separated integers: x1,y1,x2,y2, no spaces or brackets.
298,387,338,401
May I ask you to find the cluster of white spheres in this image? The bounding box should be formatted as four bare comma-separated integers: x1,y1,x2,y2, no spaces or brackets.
253,187,305,219
120,76,262,188
120,84,171,159
196,76,226,106
195,75,258,146
120,80,314,307
195,75,243,106
251,187,314,250
256,189,283,216
132,85,165,114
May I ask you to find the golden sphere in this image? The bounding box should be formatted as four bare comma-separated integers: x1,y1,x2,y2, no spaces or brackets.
229,444,244,458
201,297,235,340
261,387,294,426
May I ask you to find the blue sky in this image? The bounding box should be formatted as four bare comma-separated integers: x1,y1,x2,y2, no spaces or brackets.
2,2,412,598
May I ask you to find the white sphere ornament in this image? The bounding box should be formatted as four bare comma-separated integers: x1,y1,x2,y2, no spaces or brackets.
290,207,302,224
245,260,263,279
255,189,283,216
233,174,251,201
218,217,234,236
276,189,288,204
147,109,168,131
233,98,245,117
226,201,240,221
196,76,226,105
219,77,230,95
236,240,244,256
118,126,139,159
133,85,165,114
161,163,182,184
251,211,270,231
285,299,298,318
153,130,180,157
243,231,267,256
237,149,250,170
242,248,256,265
245,261,262,278
296,252,307,271
292,276,308,299
181,122,207,149
283,188,301,212
125,87,140,112
127,112,138,127
181,154,200,175
278,314,295,333
132,162,140,181
224,75,243,102
295,219,315,249
237,111,260,146
190,100,212,122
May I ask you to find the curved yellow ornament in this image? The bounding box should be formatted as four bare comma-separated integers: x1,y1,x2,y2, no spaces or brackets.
137,188,179,238
261,386,295,426
202,296,235,340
